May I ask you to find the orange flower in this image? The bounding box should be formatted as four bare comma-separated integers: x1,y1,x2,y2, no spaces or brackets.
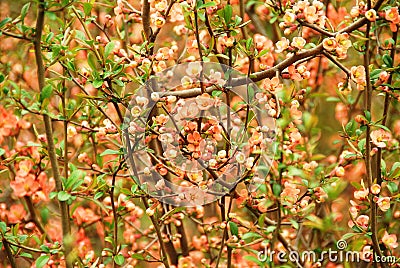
10,174,40,197
7,204,26,224
73,207,101,225
187,131,202,152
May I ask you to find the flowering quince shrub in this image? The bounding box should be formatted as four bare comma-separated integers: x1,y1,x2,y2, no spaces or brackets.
0,0,399,267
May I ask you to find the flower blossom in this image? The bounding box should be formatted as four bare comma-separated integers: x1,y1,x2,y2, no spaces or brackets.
382,231,398,249
370,129,391,148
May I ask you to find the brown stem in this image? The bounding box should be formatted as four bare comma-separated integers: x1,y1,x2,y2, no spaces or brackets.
33,1,72,267
363,18,387,268
141,197,172,268
24,196,53,243
2,237,17,268
142,0,151,41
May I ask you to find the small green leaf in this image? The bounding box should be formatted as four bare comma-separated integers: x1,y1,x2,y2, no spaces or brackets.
92,79,103,88
104,41,115,59
36,255,50,268
83,3,93,16
40,85,53,101
0,221,6,233
387,181,398,194
57,191,71,201
87,52,97,70
21,3,31,22
0,17,12,28
20,252,33,259
100,149,121,156
242,232,262,241
197,1,216,9
228,221,238,236
382,54,393,67
131,253,146,260
114,254,125,265
212,90,223,97
0,148,5,157
94,191,104,200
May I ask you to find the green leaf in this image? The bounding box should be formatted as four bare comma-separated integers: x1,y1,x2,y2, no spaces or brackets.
83,3,93,16
217,5,233,25
0,17,12,28
0,148,5,157
94,191,104,200
104,41,115,59
0,221,6,233
228,221,238,236
212,90,223,97
364,110,371,122
36,255,50,268
387,181,398,194
382,54,393,67
114,254,125,265
21,3,31,22
87,52,97,70
100,149,121,156
57,191,71,201
326,96,341,102
40,85,53,102
272,182,281,196
242,232,262,241
20,252,33,259
341,232,359,241
131,253,146,260
197,1,216,9
92,79,103,88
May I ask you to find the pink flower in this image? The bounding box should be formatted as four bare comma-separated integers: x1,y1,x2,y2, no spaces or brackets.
365,9,377,21
195,93,215,110
355,215,369,229
370,129,391,148
281,181,300,206
275,37,289,53
376,197,391,212
382,231,398,249
291,37,306,49
323,37,338,51
314,187,328,203
351,66,366,88
370,184,381,195
354,188,369,200
176,102,199,120
186,62,202,76
304,6,318,23
261,77,283,92
16,159,34,177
